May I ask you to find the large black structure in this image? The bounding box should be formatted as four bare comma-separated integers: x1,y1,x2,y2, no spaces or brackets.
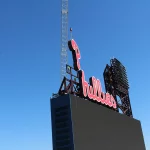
50,94,146,150
103,58,133,117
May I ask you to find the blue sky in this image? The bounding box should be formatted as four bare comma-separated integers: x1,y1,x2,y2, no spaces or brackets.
0,0,149,149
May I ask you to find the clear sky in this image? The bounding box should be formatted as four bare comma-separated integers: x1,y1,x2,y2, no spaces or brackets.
0,0,149,149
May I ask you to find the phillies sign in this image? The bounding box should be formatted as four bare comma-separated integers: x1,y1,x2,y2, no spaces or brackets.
68,39,117,109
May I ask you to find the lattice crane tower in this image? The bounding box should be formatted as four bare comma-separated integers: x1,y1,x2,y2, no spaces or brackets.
61,0,68,82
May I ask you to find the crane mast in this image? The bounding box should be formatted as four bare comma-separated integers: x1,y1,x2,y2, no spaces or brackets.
61,0,68,82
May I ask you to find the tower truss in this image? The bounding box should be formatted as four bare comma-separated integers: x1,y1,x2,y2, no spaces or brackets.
61,0,68,82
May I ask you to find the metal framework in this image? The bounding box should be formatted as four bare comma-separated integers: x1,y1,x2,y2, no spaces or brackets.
103,58,133,117
61,0,68,82
58,64,81,96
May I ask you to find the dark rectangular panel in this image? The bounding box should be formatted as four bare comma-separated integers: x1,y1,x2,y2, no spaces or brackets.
70,94,146,150
50,95,74,150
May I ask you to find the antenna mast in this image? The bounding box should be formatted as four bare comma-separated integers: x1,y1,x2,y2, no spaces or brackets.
61,0,68,82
